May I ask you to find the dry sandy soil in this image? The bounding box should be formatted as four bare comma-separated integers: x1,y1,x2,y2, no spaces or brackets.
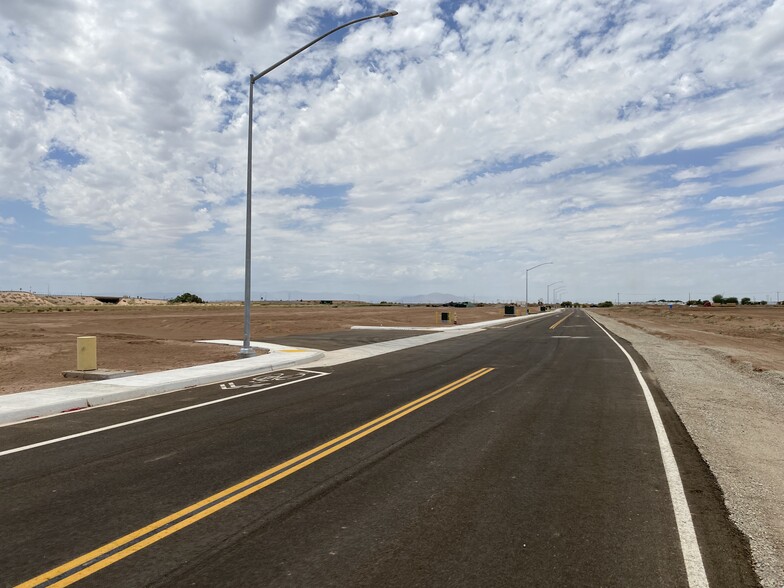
0,297,508,394
592,304,784,588
593,303,784,372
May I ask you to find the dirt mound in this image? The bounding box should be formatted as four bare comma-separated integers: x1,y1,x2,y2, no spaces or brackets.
0,291,100,306
0,292,167,308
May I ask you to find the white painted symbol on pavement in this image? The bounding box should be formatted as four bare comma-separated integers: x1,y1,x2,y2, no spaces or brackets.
219,370,311,390
0,369,330,457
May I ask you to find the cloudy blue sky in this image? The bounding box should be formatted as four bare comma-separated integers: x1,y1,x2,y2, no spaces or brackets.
1,0,782,303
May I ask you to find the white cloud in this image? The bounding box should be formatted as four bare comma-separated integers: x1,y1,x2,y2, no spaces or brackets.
707,187,784,211
0,0,782,301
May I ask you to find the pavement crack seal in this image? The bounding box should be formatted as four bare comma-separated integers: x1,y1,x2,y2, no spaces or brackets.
15,367,494,588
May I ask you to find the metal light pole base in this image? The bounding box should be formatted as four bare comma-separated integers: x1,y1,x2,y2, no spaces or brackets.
238,347,256,358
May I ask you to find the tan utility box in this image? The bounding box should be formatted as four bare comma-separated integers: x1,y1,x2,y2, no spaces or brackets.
76,336,97,371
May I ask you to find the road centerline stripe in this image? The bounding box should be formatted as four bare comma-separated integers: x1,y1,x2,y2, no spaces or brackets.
548,311,574,330
16,367,495,588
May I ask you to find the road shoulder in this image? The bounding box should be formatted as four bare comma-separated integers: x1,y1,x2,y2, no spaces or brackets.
588,311,783,588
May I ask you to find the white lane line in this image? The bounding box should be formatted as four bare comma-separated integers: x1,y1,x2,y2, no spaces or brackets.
587,314,709,588
305,330,482,367
0,369,329,458
502,314,553,329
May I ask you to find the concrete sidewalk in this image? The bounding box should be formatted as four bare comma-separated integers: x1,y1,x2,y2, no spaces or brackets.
0,310,558,426
0,344,324,426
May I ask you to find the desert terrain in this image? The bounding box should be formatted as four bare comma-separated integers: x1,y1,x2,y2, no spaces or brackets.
592,303,784,372
0,293,508,394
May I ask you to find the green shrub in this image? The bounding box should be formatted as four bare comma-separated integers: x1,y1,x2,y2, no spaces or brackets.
169,292,205,304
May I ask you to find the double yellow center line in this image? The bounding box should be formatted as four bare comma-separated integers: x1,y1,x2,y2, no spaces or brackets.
18,367,494,587
549,311,574,330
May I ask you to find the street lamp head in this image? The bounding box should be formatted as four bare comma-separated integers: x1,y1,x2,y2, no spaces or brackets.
378,10,398,18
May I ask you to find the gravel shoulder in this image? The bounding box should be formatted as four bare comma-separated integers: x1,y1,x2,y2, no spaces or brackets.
588,311,784,588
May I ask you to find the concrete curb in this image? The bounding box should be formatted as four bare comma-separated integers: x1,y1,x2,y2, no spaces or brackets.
350,309,560,331
0,311,561,426
0,347,324,426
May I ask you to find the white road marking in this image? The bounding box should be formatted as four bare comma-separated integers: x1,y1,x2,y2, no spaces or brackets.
502,314,553,329
588,314,709,588
0,369,329,458
219,371,310,390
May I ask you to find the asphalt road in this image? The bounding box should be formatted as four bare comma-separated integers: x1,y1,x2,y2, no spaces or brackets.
0,310,758,587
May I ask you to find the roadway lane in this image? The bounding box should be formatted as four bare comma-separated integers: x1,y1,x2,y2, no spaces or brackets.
0,310,757,587
269,329,431,351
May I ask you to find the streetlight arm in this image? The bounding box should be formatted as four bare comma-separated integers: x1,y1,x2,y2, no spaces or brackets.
526,261,553,273
546,280,563,305
240,9,398,356
524,261,553,315
251,10,397,83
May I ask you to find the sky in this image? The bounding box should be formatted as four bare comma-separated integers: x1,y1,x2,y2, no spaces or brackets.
1,0,783,304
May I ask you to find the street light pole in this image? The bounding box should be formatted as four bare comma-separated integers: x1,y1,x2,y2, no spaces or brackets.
239,9,398,357
525,261,553,314
547,280,563,306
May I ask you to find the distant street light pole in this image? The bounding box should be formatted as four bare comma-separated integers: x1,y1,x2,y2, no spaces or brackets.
553,286,566,304
547,280,563,305
525,262,553,314
239,9,398,357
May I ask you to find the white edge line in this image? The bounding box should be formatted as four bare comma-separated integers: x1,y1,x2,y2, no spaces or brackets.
0,370,330,458
588,313,709,588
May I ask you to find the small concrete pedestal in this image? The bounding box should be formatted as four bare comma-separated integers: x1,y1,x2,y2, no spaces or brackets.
62,369,136,381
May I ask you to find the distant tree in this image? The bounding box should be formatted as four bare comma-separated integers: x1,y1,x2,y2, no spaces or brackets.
725,296,739,305
741,297,751,305
597,300,614,308
712,294,725,305
561,300,573,308
169,292,205,304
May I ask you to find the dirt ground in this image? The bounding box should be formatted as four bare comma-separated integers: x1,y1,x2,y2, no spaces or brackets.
592,303,784,372
0,299,510,394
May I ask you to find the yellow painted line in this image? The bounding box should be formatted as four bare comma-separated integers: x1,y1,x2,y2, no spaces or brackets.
17,367,494,588
549,311,574,330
